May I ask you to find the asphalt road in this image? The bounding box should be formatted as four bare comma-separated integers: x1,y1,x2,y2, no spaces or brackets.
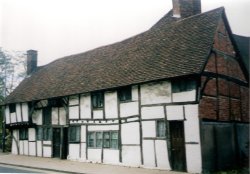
0,164,62,173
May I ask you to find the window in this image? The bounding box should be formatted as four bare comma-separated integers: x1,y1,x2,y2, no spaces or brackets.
9,103,16,113
43,127,52,140
19,128,28,140
36,127,43,140
69,126,80,143
91,92,104,109
87,131,119,149
118,86,132,102
157,120,166,137
43,107,52,125
172,80,196,93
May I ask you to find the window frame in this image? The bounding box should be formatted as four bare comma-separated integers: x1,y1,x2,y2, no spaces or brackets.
118,86,132,102
91,92,104,109
156,120,166,138
9,103,16,113
172,79,196,93
36,126,43,141
19,128,28,140
69,126,80,143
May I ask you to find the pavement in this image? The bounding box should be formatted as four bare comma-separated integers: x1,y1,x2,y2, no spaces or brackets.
0,152,186,174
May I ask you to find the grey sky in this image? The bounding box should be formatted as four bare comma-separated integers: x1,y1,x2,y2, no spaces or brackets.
1,0,250,66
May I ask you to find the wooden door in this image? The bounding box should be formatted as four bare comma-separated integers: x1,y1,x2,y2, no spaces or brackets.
170,121,186,171
53,128,61,158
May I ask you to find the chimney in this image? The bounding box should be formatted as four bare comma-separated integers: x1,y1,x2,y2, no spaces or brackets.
27,50,37,75
172,0,201,18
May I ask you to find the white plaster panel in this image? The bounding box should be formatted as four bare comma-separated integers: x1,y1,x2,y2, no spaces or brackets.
166,105,184,120
88,125,118,131
69,106,79,119
141,106,164,120
16,103,22,122
52,107,59,125
24,140,28,155
80,94,91,119
143,140,155,167
184,104,200,143
5,106,10,124
29,142,36,156
120,101,139,117
122,146,141,167
103,149,119,164
88,149,102,162
173,90,196,102
121,122,140,145
141,81,171,105
93,110,103,119
81,125,86,142
69,144,80,160
10,113,17,123
32,109,42,125
37,141,42,157
155,140,171,170
19,141,24,155
11,130,19,155
43,141,51,145
185,144,202,173
105,91,118,119
59,107,66,125
142,121,156,138
69,95,79,105
22,103,29,122
132,85,139,101
43,146,52,157
80,143,86,160
28,128,36,141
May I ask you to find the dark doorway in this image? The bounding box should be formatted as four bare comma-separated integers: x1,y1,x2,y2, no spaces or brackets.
170,121,186,171
61,127,68,159
53,128,61,158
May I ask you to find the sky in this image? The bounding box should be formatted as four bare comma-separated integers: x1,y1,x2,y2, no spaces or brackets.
1,0,250,66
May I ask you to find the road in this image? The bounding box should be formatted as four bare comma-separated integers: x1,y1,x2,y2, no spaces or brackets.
0,164,63,173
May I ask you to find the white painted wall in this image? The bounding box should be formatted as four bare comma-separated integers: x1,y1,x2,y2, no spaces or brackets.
121,122,140,145
141,81,171,105
80,143,86,160
10,113,17,123
68,144,80,160
88,125,118,131
172,90,196,102
5,106,10,124
19,141,24,155
11,129,19,155
141,106,164,120
69,95,79,105
69,106,79,119
103,149,119,164
88,149,102,163
93,110,103,119
59,107,67,125
22,103,29,122
142,121,156,138
52,107,59,125
143,140,155,167
105,91,118,119
81,125,86,142
37,141,42,157
120,102,139,117
23,140,28,155
122,146,141,167
43,141,51,145
166,105,184,120
80,94,91,119
155,140,171,170
32,109,42,125
185,144,202,173
29,142,36,156
43,146,52,157
28,128,36,141
16,103,22,122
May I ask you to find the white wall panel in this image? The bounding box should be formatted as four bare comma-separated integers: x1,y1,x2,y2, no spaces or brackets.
5,106,10,124
93,110,103,119
19,141,24,155
69,144,80,160
59,107,67,125
166,105,184,120
185,144,202,173
121,122,140,145
32,109,42,125
81,125,86,142
29,142,36,156
23,140,28,155
88,125,118,131
141,81,171,105
173,90,196,102
141,106,164,120
80,143,86,160
122,146,141,167
105,91,118,119
143,140,155,167
37,141,42,157
52,108,59,125
80,94,91,119
28,128,36,141
10,113,17,123
43,146,52,157
69,106,79,119
22,103,29,122
69,95,79,105
16,103,22,122
120,102,139,117
142,121,156,138
43,141,51,145
11,130,19,155
155,140,171,170
103,149,119,164
88,149,102,162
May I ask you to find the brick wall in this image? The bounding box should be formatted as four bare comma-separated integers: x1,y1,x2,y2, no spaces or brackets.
199,18,249,122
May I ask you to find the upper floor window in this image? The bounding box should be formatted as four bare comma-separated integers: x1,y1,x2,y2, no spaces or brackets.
69,126,80,143
118,86,132,102
19,128,28,140
43,107,52,125
9,103,16,113
91,92,104,109
172,79,196,93
156,120,166,138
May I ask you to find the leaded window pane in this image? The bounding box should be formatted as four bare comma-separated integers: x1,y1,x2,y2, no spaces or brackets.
96,132,103,148
88,132,95,147
110,132,118,149
157,121,166,137
103,132,110,148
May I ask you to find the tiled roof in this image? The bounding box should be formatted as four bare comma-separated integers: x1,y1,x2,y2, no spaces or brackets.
5,7,224,104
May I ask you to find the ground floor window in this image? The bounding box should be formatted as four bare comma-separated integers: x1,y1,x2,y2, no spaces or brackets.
157,120,166,137
43,127,52,141
36,127,43,140
19,128,28,140
87,131,119,149
69,126,80,143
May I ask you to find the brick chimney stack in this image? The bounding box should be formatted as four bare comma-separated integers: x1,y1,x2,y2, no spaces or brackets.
27,50,38,75
172,0,201,18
